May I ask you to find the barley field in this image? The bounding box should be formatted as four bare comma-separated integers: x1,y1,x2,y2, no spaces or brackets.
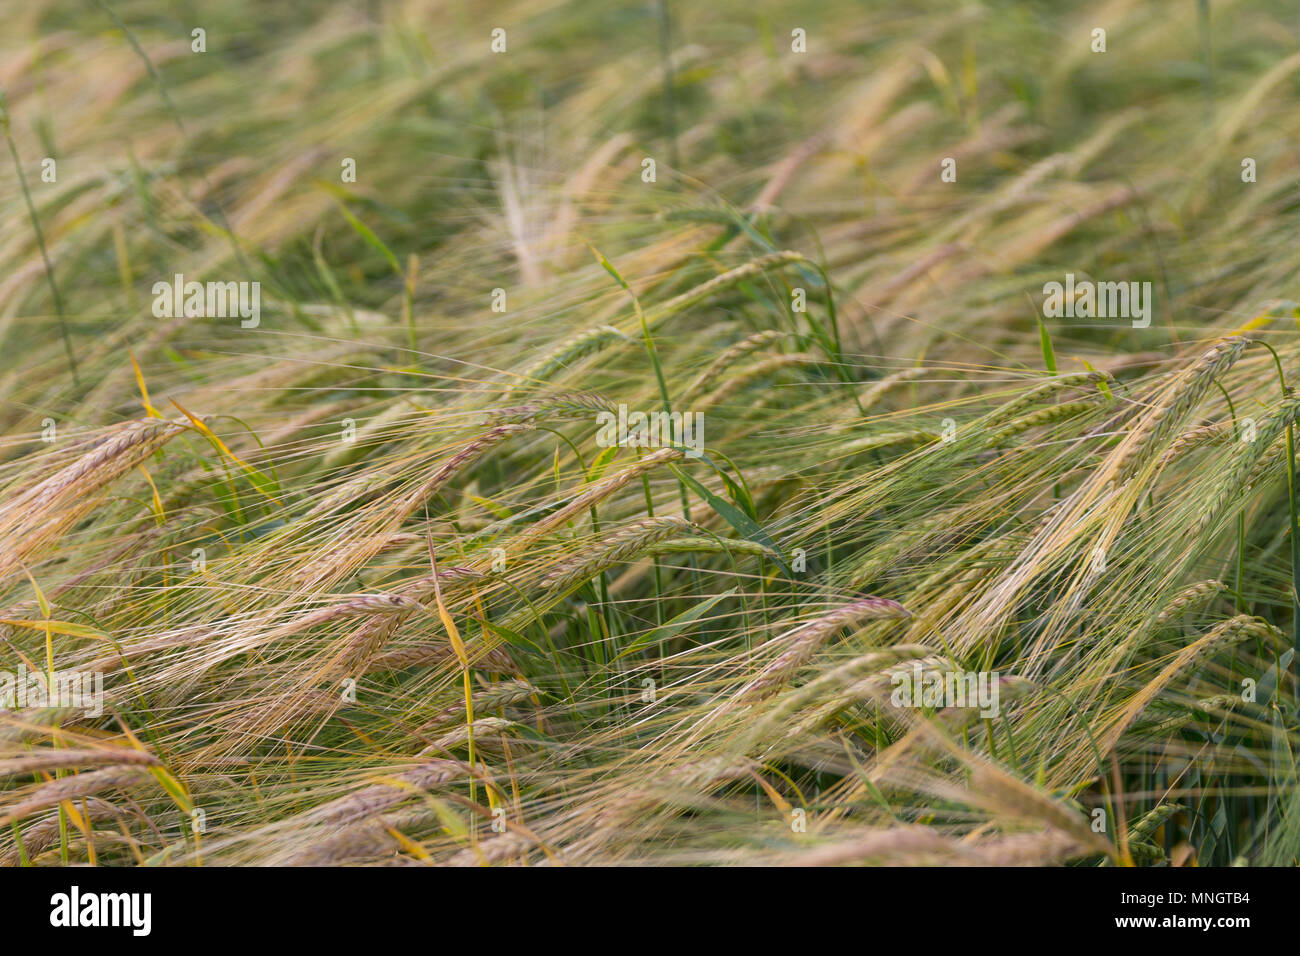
2,0,1299,867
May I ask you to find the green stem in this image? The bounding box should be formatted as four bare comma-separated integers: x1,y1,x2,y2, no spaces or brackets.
0,92,78,385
